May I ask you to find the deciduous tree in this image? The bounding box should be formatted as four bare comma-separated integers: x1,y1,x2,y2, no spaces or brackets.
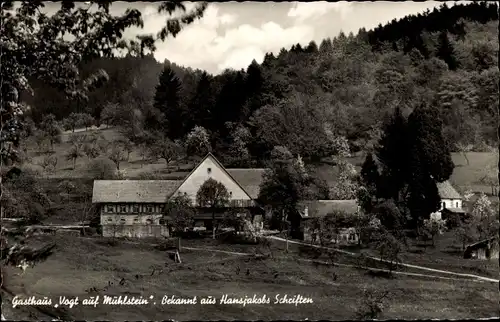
185,125,211,159
163,193,196,235
65,143,84,169
196,178,230,239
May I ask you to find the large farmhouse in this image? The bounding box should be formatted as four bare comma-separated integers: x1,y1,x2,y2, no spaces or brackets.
92,153,268,238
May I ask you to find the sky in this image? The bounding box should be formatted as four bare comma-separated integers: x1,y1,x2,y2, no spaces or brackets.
37,1,467,74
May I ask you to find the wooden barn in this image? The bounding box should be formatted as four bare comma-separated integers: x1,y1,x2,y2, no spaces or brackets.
464,236,499,260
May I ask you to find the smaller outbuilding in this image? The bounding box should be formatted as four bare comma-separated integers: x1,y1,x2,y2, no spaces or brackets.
464,236,499,260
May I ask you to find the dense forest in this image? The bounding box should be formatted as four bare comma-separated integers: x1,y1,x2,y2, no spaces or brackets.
23,2,499,166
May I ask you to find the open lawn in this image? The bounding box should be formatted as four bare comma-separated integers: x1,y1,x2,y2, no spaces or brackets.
3,235,498,320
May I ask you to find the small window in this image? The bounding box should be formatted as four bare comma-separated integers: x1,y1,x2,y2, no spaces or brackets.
107,217,113,222
207,167,212,174
120,218,126,224
456,202,459,208
132,204,140,213
120,205,127,213
134,218,139,222
146,219,153,224
106,205,115,213
442,202,446,209
147,205,153,213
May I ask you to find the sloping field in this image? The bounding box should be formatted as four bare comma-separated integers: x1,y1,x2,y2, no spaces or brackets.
3,235,498,321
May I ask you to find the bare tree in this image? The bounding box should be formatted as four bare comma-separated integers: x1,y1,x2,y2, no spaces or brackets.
355,287,391,320
138,143,149,167
65,144,84,169
149,138,182,166
83,143,101,160
116,139,134,161
39,154,58,173
33,130,48,153
455,141,473,166
108,145,126,170
376,231,402,273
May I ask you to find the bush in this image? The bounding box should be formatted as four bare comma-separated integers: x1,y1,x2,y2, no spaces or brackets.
218,231,257,245
444,213,462,229
86,157,119,180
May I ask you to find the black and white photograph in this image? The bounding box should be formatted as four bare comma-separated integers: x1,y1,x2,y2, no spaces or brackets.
1,1,499,320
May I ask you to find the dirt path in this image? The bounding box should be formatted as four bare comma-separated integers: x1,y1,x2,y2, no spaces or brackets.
267,236,499,283
79,236,498,283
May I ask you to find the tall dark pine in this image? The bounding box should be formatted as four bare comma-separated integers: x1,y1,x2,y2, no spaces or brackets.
406,104,454,222
305,41,319,53
436,31,459,70
213,71,248,137
375,107,411,201
407,104,454,183
361,153,380,196
153,65,183,139
319,38,333,52
187,71,215,131
245,60,265,117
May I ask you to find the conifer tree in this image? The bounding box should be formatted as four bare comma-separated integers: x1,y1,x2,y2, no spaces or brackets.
361,153,380,196
153,65,184,139
436,31,459,70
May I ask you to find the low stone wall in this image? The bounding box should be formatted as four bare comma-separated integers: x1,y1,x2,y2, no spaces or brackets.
102,224,169,238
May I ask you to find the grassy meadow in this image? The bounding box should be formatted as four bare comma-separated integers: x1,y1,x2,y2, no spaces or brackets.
3,235,498,321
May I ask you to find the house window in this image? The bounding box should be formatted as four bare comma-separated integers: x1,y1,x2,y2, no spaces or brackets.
134,218,139,222
456,202,459,208
207,167,212,174
442,202,446,209
120,205,127,213
120,218,126,224
146,219,153,224
132,204,140,213
107,217,113,222
106,205,115,213
147,205,153,213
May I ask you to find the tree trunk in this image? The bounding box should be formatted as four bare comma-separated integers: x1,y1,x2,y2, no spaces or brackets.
212,211,216,240
463,152,469,165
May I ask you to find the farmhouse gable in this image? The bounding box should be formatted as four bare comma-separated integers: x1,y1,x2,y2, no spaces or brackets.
170,152,254,204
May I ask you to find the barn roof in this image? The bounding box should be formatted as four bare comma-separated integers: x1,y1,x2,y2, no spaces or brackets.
92,180,182,203
437,181,462,199
465,236,499,251
226,168,267,199
297,200,360,219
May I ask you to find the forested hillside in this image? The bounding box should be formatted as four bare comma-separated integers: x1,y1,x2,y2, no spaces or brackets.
24,2,499,166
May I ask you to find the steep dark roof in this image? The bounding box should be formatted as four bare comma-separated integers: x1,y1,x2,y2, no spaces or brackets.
437,181,462,199
226,168,267,199
92,180,181,203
